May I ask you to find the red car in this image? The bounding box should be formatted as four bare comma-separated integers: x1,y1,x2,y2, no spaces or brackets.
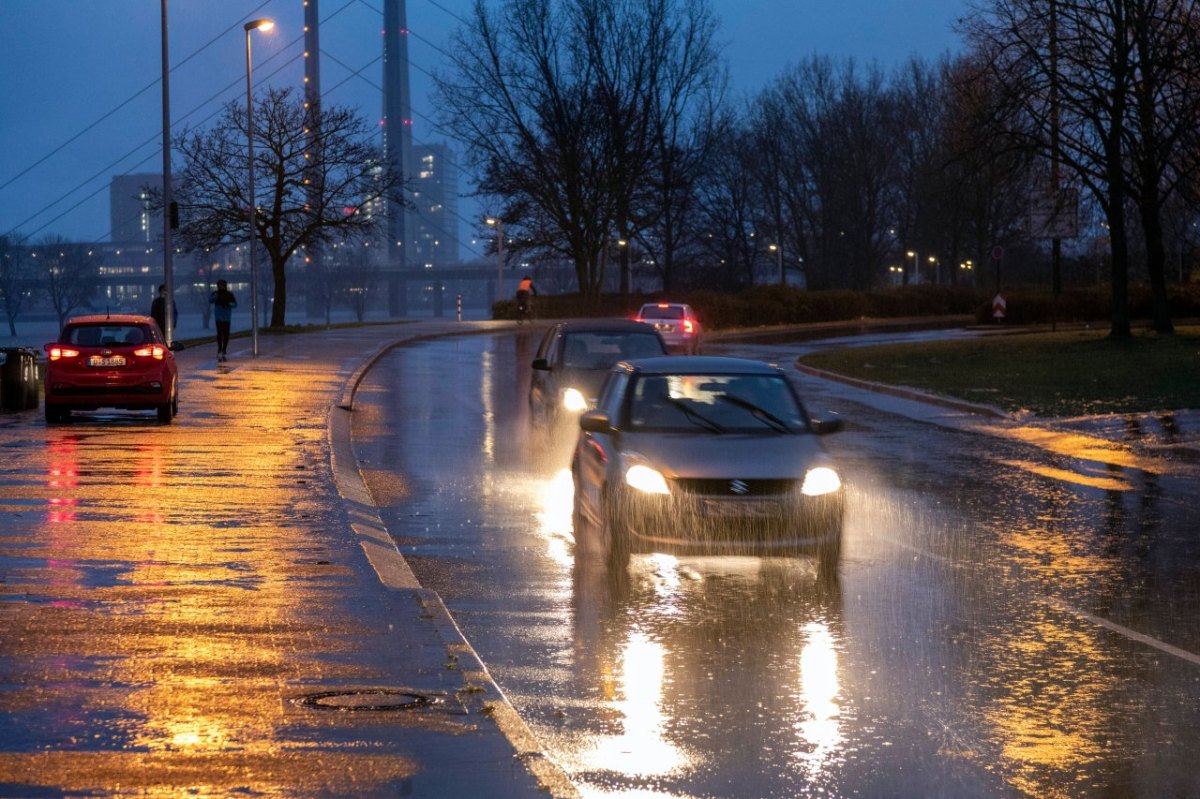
44,314,180,424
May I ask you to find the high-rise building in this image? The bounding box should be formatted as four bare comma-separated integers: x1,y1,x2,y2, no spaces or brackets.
409,143,460,267
109,174,163,244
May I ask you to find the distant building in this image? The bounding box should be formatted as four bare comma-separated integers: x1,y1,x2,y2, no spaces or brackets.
109,174,163,245
408,143,460,267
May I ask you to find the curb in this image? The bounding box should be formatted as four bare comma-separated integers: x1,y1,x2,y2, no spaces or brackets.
793,360,1011,419
327,326,581,799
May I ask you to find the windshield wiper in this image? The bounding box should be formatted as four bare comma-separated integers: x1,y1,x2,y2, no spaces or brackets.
666,397,725,433
718,395,792,433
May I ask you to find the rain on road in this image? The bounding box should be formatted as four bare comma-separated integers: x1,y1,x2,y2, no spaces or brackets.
352,330,1200,799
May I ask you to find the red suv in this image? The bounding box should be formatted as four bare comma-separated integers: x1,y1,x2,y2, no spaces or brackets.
44,314,180,424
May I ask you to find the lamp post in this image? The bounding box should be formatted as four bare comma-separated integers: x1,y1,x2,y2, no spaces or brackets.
160,0,174,347
244,18,274,356
928,254,938,284
486,217,504,303
906,250,919,284
768,243,784,286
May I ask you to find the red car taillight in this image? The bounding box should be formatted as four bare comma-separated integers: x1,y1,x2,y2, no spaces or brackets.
48,347,80,361
682,318,695,333
133,345,167,360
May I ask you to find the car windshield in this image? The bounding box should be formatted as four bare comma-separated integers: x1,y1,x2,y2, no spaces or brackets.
627,373,806,433
65,325,149,347
639,305,684,320
562,332,664,369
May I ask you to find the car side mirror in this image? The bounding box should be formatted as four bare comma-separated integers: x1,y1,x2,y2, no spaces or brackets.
809,416,844,435
579,409,613,434
532,358,550,371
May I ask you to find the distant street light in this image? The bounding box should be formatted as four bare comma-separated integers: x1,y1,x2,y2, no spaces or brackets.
486,217,504,303
244,17,274,356
906,250,919,284
768,243,784,286
928,254,938,284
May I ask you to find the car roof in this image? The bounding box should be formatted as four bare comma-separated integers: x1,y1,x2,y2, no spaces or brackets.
618,355,783,376
556,319,664,334
65,314,155,326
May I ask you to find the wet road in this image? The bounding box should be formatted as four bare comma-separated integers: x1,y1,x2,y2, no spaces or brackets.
353,330,1200,798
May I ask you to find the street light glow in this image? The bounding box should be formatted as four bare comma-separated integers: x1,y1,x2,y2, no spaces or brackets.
244,18,274,32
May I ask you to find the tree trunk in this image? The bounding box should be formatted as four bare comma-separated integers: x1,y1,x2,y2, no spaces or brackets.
270,257,287,328
1139,197,1175,335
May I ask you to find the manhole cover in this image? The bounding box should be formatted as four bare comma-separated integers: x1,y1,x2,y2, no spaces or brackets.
298,689,444,712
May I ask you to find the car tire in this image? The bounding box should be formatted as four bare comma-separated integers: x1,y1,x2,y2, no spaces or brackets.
601,491,631,571
817,532,842,579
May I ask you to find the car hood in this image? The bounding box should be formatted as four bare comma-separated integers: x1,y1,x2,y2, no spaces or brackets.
620,431,834,479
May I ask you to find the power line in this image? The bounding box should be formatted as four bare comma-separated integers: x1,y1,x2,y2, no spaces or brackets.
0,0,275,195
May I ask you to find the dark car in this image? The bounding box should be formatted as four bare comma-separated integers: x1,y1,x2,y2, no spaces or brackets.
571,356,844,574
44,314,180,424
529,320,668,430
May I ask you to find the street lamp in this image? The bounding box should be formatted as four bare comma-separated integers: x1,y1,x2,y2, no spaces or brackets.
768,243,784,286
486,217,504,303
906,250,919,284
928,254,938,284
244,17,274,357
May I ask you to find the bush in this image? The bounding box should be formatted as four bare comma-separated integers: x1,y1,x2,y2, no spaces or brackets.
492,282,1198,330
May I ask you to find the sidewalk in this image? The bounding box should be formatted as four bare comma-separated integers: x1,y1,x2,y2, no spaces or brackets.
0,320,576,798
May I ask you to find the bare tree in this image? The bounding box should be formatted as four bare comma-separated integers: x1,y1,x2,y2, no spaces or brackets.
435,0,721,302
0,235,34,336
172,88,405,327
961,0,1199,337
38,235,100,328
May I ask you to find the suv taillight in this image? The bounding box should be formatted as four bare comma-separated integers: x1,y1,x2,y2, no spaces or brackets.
682,318,695,333
48,347,80,361
133,345,166,360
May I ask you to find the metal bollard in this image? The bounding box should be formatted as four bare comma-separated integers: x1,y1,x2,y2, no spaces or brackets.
456,294,463,321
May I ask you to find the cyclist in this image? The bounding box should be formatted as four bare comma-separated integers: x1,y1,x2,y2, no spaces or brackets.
515,275,537,323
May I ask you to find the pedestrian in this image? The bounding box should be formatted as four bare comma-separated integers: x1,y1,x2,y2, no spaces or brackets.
209,279,237,361
149,284,178,337
991,290,1007,324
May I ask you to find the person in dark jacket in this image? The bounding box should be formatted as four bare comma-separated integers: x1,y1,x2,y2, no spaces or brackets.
149,284,178,337
209,280,237,362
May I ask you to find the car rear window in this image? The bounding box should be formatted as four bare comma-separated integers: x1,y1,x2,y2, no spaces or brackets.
639,305,684,320
65,325,150,347
562,332,665,369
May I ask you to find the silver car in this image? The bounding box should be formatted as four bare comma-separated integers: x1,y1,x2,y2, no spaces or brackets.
572,356,845,575
634,302,701,354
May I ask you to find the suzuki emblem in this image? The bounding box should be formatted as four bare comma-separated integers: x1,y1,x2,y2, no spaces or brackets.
729,480,749,495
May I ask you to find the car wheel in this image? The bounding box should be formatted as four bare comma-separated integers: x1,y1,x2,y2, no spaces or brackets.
817,532,842,579
601,491,631,571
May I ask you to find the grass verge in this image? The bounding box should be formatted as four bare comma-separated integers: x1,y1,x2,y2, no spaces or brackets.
797,326,1200,418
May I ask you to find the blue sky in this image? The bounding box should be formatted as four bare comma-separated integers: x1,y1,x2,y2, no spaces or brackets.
0,0,965,258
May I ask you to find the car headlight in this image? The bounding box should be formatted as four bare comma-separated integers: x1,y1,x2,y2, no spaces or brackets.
801,467,841,496
626,464,670,495
562,387,588,413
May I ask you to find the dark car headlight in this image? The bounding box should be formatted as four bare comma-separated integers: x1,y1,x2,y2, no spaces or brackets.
561,387,588,413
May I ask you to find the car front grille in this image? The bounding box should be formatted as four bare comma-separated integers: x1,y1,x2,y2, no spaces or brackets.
672,478,799,497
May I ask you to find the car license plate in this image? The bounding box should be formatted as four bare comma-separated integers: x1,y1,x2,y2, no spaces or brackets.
88,355,126,367
702,499,780,518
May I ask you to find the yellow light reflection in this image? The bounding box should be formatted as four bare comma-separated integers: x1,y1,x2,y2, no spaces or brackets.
793,622,843,776
479,349,495,462
983,425,1167,474
995,459,1130,492
535,468,576,567
583,632,687,778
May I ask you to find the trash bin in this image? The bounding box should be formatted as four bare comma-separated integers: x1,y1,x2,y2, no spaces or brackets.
0,348,39,411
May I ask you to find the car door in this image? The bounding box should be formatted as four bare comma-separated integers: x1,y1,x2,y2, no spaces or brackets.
529,325,562,419
576,370,629,513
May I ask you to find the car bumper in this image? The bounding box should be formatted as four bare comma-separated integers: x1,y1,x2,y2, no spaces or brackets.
46,377,172,409
614,490,843,555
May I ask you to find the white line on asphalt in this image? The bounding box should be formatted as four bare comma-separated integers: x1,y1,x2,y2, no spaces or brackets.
1042,596,1200,668
885,537,1200,668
